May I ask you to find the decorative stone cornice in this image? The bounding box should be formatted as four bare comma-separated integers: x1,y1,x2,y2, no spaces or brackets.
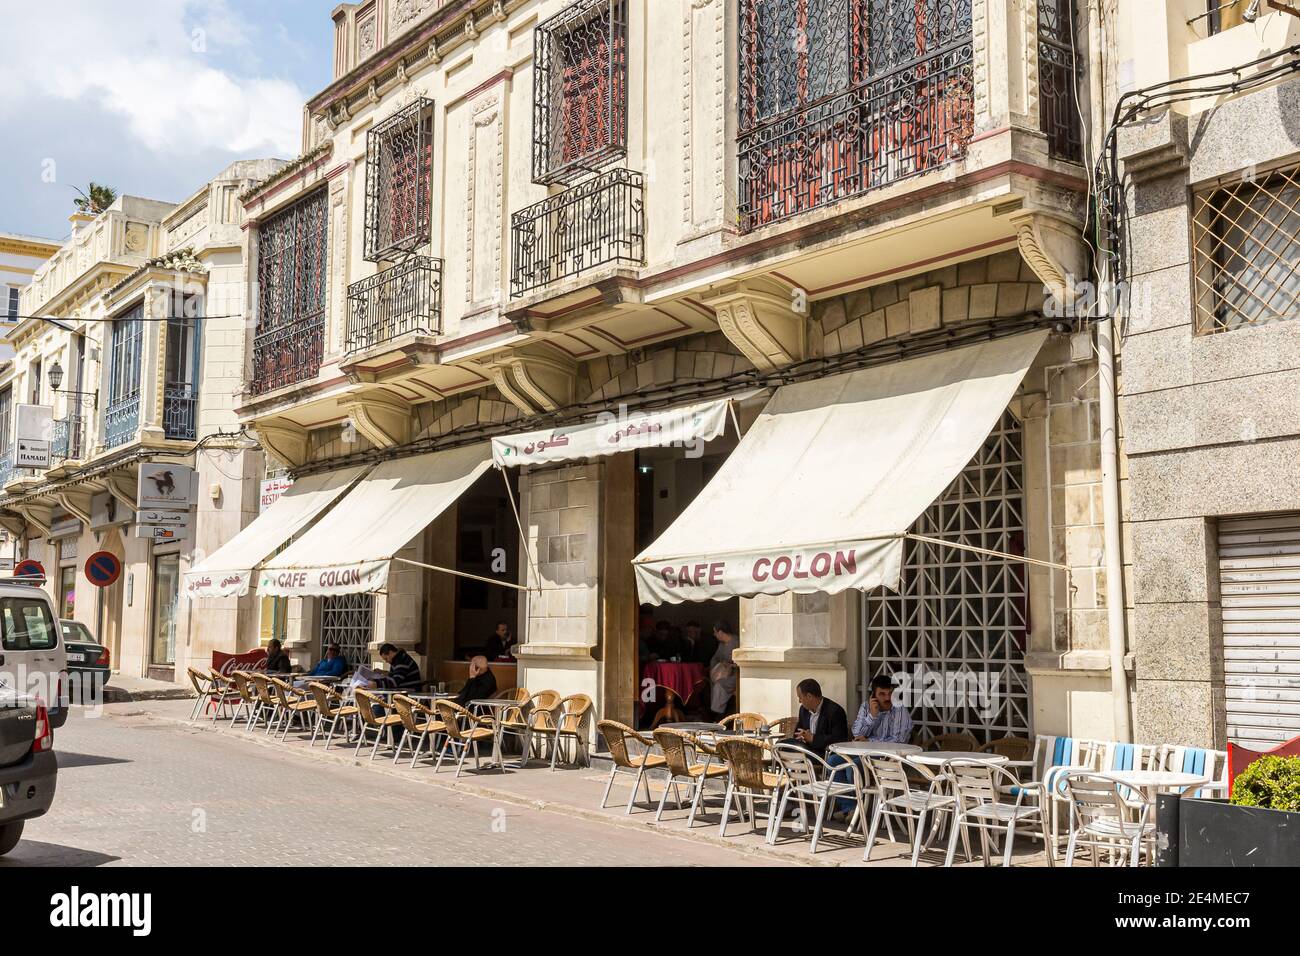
703,276,807,372
488,346,577,415
1009,210,1088,311
239,142,333,206
256,420,311,470
341,391,413,449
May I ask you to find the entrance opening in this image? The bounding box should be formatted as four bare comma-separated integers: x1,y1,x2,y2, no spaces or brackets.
634,440,739,729
862,410,1030,743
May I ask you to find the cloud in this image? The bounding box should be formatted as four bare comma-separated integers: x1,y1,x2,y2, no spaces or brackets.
0,0,304,158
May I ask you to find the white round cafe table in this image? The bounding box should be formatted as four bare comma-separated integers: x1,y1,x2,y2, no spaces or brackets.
908,751,1008,766
829,741,922,758
1101,770,1209,801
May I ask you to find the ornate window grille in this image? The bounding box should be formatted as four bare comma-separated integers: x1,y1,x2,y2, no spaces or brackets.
51,413,87,464
364,98,435,262
510,167,644,297
163,291,200,441
251,189,328,395
346,255,443,354
1192,164,1300,335
737,0,974,232
863,410,1030,743
321,594,374,668
104,304,145,449
532,0,628,186
1038,0,1083,163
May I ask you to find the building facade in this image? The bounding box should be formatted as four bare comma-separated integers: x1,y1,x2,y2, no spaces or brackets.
232,0,1132,743
1113,0,1300,752
0,160,281,681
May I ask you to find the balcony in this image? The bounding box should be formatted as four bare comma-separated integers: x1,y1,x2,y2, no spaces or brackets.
163,385,197,441
0,447,11,487
737,41,975,233
51,414,88,464
104,395,140,450
345,255,443,355
250,315,325,395
510,167,645,299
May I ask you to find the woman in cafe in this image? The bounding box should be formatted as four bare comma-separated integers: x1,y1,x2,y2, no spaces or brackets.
708,621,739,720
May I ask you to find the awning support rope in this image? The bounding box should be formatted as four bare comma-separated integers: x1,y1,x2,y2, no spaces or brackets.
394,558,531,592
500,466,541,592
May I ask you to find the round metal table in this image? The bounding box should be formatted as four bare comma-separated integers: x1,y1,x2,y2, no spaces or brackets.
829,741,922,758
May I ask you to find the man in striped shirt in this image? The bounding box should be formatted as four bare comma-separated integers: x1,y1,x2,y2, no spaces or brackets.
852,674,913,743
375,643,424,692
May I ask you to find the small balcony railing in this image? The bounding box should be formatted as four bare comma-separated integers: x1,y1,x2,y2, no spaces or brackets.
104,395,140,449
345,255,443,354
737,42,975,232
250,315,325,395
163,385,197,441
0,447,11,486
51,414,88,464
510,167,645,298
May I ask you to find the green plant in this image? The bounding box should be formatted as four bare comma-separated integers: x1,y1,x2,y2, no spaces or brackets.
72,182,117,215
1230,755,1300,812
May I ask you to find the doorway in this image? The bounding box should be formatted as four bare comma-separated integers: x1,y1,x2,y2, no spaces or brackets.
150,551,181,667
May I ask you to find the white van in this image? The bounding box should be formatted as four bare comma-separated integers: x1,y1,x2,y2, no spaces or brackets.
0,579,69,729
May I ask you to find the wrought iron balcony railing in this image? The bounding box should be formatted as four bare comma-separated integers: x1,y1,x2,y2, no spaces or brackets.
250,314,325,395
510,167,645,298
51,414,88,464
163,385,197,441
104,395,141,450
737,42,975,232
345,255,443,355
0,447,11,486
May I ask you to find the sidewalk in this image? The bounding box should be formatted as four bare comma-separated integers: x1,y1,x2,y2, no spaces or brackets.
100,673,194,704
106,697,1051,868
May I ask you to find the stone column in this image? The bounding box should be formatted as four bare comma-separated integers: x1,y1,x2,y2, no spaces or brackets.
373,538,425,665
735,590,852,722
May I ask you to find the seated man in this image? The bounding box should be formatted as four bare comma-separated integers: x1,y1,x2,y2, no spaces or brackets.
852,674,913,743
263,638,292,674
372,643,423,692
454,655,498,707
307,643,348,679
785,678,849,758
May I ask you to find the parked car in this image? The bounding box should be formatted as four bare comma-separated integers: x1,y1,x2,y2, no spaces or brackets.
60,620,110,695
0,686,57,856
0,580,69,729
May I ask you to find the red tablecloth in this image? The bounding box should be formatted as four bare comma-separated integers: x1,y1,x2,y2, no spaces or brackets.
641,661,706,712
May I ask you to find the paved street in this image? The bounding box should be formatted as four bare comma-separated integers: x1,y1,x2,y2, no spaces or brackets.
4,702,770,867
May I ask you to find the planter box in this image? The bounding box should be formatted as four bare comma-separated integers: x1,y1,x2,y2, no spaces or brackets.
1173,796,1300,867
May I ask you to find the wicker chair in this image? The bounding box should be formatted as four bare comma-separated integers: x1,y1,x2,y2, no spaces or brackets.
270,677,319,739
353,690,405,761
206,669,242,723
186,666,218,721
597,720,667,813
499,689,558,760
719,712,767,733
768,716,796,738
529,694,594,770
652,728,730,826
248,673,282,734
306,682,358,748
715,736,785,839
227,670,261,730
921,732,981,752
392,694,446,768
432,700,497,777
980,735,1033,762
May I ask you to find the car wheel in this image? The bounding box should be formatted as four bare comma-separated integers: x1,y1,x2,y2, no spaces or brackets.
0,822,24,857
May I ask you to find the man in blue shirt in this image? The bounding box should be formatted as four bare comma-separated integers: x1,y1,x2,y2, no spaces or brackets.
852,674,914,743
307,643,348,679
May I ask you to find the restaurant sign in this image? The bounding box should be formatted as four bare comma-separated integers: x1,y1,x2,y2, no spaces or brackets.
491,394,752,468
186,568,251,599
257,559,388,598
633,538,903,605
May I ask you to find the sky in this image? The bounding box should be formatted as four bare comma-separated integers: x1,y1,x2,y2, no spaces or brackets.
0,0,337,241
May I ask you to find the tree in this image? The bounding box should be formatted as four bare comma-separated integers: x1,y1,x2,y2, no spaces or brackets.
72,182,118,215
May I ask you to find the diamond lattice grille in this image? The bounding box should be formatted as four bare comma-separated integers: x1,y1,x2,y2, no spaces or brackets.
321,594,374,668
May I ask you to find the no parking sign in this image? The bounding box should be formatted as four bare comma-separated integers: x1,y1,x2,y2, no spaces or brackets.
14,559,45,581
85,551,122,588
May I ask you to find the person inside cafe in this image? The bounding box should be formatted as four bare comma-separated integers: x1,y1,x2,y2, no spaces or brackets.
264,638,292,674
485,621,516,661
852,673,913,743
454,654,498,706
708,621,739,719
690,620,716,665
307,643,348,679
653,621,687,662
785,678,849,757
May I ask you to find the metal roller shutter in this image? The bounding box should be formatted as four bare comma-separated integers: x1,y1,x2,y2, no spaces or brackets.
1218,514,1300,750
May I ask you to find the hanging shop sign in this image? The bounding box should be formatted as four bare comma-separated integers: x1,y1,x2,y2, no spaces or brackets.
15,404,53,469
259,476,294,512
136,521,191,542
137,463,195,511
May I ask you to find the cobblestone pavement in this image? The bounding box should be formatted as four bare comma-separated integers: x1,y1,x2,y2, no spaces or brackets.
2,704,772,867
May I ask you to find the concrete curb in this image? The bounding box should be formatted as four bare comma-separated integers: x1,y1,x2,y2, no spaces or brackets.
101,687,195,704
119,707,833,867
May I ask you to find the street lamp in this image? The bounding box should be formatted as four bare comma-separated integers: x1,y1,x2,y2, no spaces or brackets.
47,359,98,408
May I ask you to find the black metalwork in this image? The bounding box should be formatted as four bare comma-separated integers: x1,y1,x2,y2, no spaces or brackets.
363,98,435,263
164,305,199,441
737,0,975,232
251,189,328,395
1038,0,1083,163
345,254,444,353
0,448,10,487
532,0,628,186
510,167,644,298
104,305,144,449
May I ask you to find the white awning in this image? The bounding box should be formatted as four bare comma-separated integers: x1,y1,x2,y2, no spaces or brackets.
491,391,764,468
183,466,368,599
257,443,493,597
633,330,1048,605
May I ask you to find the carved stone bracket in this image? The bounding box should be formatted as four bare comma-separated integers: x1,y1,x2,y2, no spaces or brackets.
14,502,56,536
0,512,26,537
257,420,310,469
488,346,577,415
703,276,807,372
57,489,96,526
104,473,139,514
341,391,412,449
1010,210,1088,313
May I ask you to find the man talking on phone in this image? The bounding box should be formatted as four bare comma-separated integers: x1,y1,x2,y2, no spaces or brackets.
852,674,913,743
